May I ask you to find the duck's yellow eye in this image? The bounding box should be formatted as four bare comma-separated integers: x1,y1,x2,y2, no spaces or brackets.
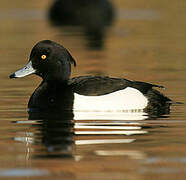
41,55,47,60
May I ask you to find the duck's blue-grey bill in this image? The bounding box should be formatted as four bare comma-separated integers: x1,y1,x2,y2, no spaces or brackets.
9,61,36,79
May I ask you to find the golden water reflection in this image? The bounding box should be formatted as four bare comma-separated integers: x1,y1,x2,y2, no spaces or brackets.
13,111,157,162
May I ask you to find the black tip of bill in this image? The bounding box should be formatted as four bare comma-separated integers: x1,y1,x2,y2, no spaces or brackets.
9,73,16,79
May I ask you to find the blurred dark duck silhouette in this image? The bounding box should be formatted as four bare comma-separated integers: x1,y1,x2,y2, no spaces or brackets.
9,40,177,117
48,0,115,49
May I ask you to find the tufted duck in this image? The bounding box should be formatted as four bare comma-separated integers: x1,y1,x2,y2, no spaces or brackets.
10,40,174,116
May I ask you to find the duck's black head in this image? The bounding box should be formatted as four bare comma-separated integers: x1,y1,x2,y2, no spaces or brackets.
10,40,76,82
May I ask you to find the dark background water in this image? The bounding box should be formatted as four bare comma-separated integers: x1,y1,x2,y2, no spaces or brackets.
0,0,186,179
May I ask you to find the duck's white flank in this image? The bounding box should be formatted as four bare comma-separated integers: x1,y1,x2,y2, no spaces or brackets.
73,87,148,112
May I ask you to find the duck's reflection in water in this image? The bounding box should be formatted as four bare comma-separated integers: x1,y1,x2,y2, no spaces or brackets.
13,109,159,160
48,0,115,49
33,111,75,158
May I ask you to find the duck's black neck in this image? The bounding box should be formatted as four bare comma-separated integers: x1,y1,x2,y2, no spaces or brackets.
45,79,69,87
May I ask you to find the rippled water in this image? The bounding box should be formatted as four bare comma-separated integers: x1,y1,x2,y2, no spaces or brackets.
0,0,186,179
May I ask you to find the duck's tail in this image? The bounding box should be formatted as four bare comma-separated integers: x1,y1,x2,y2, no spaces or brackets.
167,100,183,105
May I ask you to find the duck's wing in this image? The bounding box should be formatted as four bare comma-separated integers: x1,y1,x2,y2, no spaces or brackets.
68,76,165,96
68,76,131,96
130,81,165,94
131,81,172,103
